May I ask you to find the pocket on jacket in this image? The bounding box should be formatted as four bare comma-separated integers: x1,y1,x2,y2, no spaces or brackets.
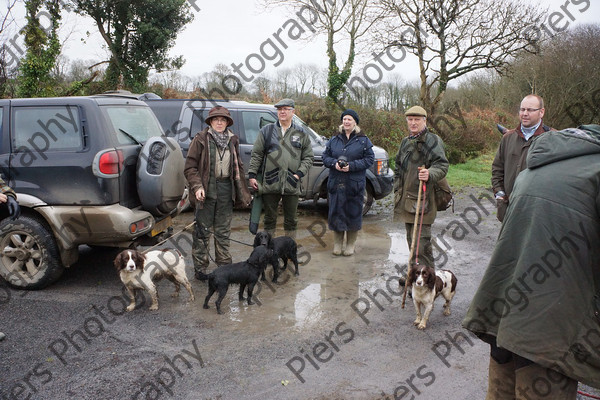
393,178,403,211
286,169,299,188
264,168,279,185
348,176,365,197
404,192,429,214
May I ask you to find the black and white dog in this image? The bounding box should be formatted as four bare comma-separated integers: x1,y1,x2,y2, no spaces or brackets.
114,249,195,311
253,231,299,283
408,265,457,330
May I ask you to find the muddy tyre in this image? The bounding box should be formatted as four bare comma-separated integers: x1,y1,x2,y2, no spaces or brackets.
362,184,374,215
0,216,65,290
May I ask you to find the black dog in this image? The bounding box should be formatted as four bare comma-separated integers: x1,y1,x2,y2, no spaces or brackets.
253,231,299,283
203,245,271,315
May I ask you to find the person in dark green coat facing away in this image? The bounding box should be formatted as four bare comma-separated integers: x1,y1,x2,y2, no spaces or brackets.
463,125,600,399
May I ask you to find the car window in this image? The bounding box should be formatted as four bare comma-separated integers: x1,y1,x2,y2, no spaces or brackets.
103,106,164,144
242,111,277,145
13,106,83,151
190,109,208,136
293,115,324,146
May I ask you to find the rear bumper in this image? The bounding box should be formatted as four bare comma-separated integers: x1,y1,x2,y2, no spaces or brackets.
35,204,156,250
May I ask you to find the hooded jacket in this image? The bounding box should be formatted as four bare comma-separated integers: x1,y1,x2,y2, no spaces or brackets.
463,125,600,387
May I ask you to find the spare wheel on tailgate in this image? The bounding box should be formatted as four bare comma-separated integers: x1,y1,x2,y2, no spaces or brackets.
137,136,186,216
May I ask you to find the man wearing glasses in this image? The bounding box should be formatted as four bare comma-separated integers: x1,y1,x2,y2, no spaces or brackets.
491,94,553,222
248,99,313,238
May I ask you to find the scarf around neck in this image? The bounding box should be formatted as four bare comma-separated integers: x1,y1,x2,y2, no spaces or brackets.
209,127,230,150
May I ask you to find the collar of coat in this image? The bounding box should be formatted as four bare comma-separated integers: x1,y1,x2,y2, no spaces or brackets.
408,127,428,140
337,125,364,135
509,121,553,139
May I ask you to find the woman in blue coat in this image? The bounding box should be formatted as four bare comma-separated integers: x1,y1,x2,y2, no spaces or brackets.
323,109,374,256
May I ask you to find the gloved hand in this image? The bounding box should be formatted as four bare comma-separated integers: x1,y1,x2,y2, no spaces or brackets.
6,196,20,220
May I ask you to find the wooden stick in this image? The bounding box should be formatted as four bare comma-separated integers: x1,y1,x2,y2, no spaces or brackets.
402,178,424,309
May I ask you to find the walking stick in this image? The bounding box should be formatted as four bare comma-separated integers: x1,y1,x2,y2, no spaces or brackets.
402,177,424,309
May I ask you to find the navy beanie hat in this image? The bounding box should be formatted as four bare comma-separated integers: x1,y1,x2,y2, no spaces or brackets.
341,109,359,125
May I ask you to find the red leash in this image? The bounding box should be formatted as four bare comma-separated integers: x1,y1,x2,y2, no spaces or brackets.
579,390,600,399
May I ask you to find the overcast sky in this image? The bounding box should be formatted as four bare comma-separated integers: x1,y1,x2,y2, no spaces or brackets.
6,0,600,86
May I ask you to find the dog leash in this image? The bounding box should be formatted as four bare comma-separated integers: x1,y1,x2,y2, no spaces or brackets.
197,224,254,248
195,224,254,264
141,221,197,254
578,390,600,399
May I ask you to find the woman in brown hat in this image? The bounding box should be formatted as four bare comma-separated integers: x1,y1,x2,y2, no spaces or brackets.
184,106,252,280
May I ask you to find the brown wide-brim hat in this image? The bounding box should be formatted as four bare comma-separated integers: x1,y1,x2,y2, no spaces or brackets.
205,106,233,127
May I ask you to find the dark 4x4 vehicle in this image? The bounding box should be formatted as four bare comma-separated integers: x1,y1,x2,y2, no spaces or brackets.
0,95,185,289
145,99,393,214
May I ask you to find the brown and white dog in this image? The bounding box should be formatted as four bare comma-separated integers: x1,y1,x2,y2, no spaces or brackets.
114,249,195,311
409,265,457,330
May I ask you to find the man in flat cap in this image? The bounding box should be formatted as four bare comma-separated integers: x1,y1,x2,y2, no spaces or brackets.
248,99,313,238
394,106,448,269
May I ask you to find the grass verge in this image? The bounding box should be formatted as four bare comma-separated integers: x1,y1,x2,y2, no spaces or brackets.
446,151,494,189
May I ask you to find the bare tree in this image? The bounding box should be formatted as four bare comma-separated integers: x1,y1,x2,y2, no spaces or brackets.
0,0,18,36
377,0,547,122
253,76,273,103
262,0,384,104
499,24,600,128
274,67,294,97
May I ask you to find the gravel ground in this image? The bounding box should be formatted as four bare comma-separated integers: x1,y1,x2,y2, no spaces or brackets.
1,186,598,399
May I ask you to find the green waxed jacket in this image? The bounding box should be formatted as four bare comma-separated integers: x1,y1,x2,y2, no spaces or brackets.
463,125,600,388
393,129,449,225
248,121,313,196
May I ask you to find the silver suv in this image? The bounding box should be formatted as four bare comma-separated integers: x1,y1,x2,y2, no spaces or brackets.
0,95,185,289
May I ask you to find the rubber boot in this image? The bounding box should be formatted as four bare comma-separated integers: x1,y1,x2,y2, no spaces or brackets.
266,228,276,237
332,231,344,256
284,230,296,239
514,363,578,400
343,231,357,256
485,357,515,400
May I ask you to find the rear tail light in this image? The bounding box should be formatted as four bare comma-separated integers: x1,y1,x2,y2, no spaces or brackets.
98,150,124,175
129,217,151,234
375,159,388,176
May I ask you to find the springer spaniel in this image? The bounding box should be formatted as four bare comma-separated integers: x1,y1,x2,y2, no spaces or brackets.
114,249,195,311
409,265,457,330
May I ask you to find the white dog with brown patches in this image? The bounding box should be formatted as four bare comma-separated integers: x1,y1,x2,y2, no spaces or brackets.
409,265,457,330
114,249,195,311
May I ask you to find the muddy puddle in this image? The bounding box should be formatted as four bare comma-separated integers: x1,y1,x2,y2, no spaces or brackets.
178,205,413,334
